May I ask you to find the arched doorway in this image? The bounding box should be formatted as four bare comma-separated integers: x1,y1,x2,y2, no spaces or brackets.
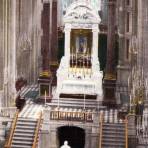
57,126,85,148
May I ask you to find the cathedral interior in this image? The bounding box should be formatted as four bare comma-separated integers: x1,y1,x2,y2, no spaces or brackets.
0,0,148,148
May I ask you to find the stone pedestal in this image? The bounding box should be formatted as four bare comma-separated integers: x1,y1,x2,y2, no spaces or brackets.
103,78,116,107
38,72,53,103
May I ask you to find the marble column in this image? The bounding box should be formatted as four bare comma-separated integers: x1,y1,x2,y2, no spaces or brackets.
51,0,58,62
64,24,71,60
0,0,4,92
103,0,116,106
10,0,17,105
38,1,53,102
50,0,58,86
41,2,50,71
105,0,116,78
3,0,9,107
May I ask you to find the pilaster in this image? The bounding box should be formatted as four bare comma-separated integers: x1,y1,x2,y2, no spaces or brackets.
64,24,71,60
92,26,99,62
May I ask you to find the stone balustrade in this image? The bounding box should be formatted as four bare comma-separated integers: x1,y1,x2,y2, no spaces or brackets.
43,107,94,122
100,109,125,123
50,110,93,122
0,107,17,118
43,107,127,123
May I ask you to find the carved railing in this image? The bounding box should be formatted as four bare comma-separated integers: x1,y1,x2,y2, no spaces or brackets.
50,110,93,122
32,112,42,148
0,107,17,118
99,112,103,148
4,110,19,148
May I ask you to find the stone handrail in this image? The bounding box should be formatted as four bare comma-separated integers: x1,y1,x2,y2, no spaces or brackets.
99,112,103,148
32,112,42,148
125,116,128,148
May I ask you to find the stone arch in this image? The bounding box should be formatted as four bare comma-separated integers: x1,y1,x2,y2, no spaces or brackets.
57,126,85,148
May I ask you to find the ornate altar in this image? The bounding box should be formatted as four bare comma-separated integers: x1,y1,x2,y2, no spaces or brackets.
56,1,103,100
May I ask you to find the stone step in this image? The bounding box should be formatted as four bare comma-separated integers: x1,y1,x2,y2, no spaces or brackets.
102,146,124,148
102,134,125,139
103,123,125,127
102,126,125,131
13,136,34,141
12,140,33,145
13,133,34,138
16,125,36,130
102,130,125,135
102,137,125,143
17,118,37,122
102,141,125,147
11,145,32,148
17,121,37,126
15,129,35,134
48,102,98,109
48,101,103,108
51,100,100,106
53,98,100,102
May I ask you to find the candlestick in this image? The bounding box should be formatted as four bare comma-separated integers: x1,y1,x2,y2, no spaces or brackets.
45,90,47,106
130,95,132,112
87,49,89,74
72,47,74,71
76,50,78,69
128,76,130,89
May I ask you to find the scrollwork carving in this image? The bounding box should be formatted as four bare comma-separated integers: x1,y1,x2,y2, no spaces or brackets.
64,2,101,24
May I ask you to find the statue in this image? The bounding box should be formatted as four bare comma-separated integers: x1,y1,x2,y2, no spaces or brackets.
76,36,87,54
60,141,71,148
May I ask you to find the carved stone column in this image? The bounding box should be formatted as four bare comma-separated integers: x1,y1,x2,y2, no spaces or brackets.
105,0,116,78
92,26,99,62
51,0,58,62
41,2,50,72
64,24,71,62
50,0,58,86
103,0,117,107
38,1,52,102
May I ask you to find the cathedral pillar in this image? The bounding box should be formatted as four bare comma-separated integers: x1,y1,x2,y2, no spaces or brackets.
38,1,52,102
50,0,58,86
10,0,17,105
3,0,9,107
105,0,116,77
51,0,58,62
103,0,117,107
3,0,17,107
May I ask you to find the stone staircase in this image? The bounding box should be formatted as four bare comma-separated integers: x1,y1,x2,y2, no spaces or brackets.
11,118,37,148
101,123,126,148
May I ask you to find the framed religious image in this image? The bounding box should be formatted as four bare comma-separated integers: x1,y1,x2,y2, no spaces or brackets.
70,29,92,55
